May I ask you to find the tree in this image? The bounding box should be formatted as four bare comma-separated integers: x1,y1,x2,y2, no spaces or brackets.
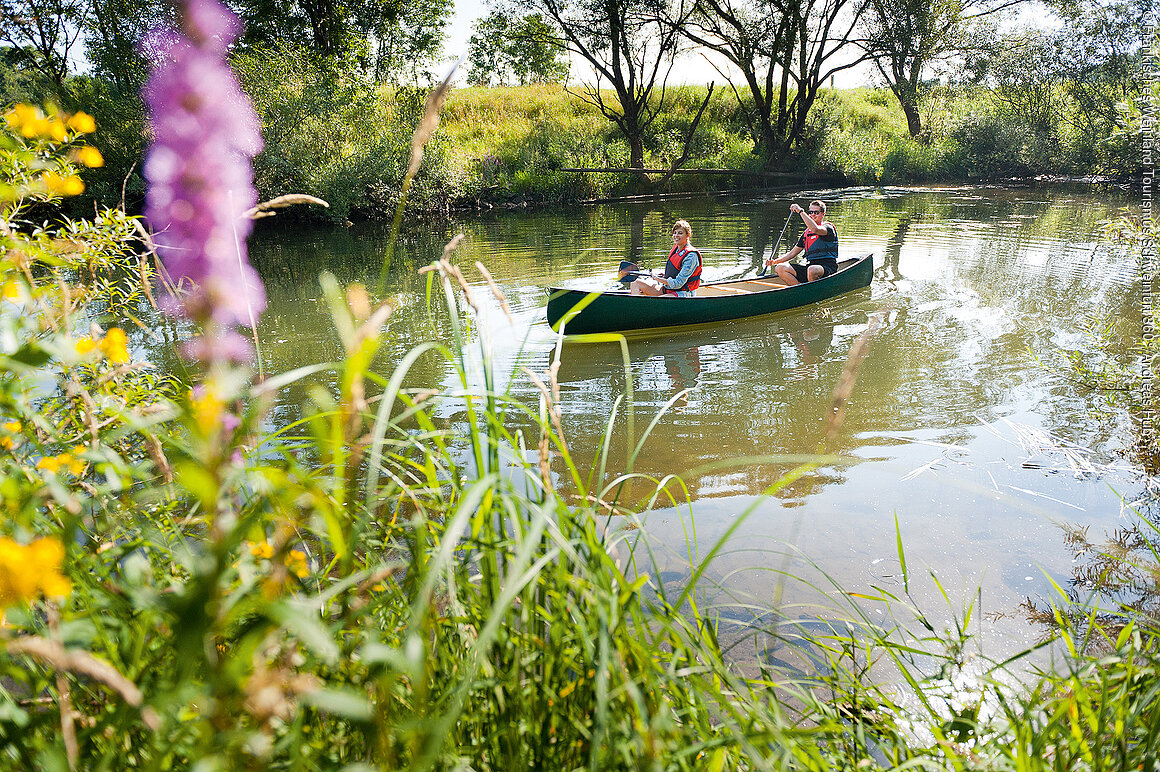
1048,0,1147,143
680,0,867,167
857,0,1019,138
857,0,964,138
236,0,452,82
0,0,87,90
506,0,684,169
468,12,570,86
84,0,168,92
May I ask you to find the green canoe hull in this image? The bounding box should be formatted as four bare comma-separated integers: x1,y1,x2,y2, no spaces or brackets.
546,253,874,335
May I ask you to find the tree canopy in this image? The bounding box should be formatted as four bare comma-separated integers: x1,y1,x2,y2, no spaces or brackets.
467,11,570,86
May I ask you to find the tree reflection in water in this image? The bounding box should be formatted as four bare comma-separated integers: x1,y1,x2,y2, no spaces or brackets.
1015,491,1160,649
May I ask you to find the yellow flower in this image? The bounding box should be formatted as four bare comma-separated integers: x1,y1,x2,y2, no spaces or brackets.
99,327,129,364
47,120,67,142
4,104,38,132
75,146,104,168
37,452,84,476
189,386,224,435
286,550,309,579
37,456,62,473
1,282,20,301
21,117,49,139
41,171,84,197
248,541,274,560
66,111,96,134
1,422,21,451
0,537,72,609
75,336,98,355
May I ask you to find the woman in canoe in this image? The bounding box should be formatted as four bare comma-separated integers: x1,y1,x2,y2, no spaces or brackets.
631,219,702,297
765,201,839,284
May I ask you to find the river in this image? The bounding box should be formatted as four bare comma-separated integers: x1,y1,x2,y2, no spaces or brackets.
239,184,1144,663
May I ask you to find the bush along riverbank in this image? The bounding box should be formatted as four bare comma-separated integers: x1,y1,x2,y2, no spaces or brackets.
2,44,1137,225
4,7,1160,768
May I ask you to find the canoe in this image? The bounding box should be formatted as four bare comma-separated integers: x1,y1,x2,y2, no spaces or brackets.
546,252,874,335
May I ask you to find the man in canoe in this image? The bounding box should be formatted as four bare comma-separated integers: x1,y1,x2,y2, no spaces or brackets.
765,201,839,284
631,219,702,297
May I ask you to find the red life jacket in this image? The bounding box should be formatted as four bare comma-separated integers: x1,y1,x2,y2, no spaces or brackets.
801,222,839,261
664,244,702,292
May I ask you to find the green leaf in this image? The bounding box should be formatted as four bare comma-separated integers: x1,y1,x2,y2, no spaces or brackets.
270,601,339,664
302,688,373,721
6,342,52,368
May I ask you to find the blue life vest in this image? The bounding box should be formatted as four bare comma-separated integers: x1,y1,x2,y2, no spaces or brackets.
802,222,839,262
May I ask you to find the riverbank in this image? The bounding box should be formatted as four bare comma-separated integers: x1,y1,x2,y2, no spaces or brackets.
4,100,1159,768
43,72,1132,225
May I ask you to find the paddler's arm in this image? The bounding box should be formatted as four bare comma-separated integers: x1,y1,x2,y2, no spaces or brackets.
792,202,827,235
661,249,701,289
765,244,802,268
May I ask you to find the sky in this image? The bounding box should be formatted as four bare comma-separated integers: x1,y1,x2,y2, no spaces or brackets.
437,0,877,87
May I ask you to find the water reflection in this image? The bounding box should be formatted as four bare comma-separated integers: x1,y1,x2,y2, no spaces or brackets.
130,184,1145,662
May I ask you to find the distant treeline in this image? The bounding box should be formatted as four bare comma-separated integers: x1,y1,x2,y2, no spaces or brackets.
0,0,1147,221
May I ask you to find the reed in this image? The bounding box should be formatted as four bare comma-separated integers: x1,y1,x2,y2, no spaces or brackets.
4,97,1160,771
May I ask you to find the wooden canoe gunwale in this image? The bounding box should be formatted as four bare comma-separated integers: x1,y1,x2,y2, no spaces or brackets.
546,253,874,335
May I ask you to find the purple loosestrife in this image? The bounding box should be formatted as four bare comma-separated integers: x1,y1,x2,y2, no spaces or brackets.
142,0,264,361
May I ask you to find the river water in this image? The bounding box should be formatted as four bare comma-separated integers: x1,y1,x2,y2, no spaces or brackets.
241,184,1144,662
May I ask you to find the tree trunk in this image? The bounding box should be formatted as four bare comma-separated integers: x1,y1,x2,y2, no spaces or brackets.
902,99,923,138
628,133,645,169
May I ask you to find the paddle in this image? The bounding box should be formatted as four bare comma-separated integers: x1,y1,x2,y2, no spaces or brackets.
757,210,796,278
617,260,643,285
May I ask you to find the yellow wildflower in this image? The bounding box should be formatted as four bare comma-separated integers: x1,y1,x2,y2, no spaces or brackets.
75,336,98,355
0,537,72,609
37,456,62,473
21,117,48,139
66,111,96,134
4,104,38,132
99,327,129,364
189,387,224,435
37,452,84,476
75,146,104,168
47,119,67,142
1,422,21,451
286,550,309,579
248,541,274,560
41,171,84,197
1,282,20,301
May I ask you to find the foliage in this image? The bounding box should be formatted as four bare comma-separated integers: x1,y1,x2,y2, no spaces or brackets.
0,0,87,90
9,96,1160,772
83,0,168,93
505,0,683,169
230,45,458,220
467,11,570,87
233,0,452,82
857,0,973,137
681,0,868,167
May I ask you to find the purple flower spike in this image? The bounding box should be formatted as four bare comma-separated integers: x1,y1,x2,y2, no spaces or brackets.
142,0,266,361
182,0,241,52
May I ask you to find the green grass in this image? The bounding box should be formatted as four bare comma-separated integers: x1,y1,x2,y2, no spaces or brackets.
5,106,1160,768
